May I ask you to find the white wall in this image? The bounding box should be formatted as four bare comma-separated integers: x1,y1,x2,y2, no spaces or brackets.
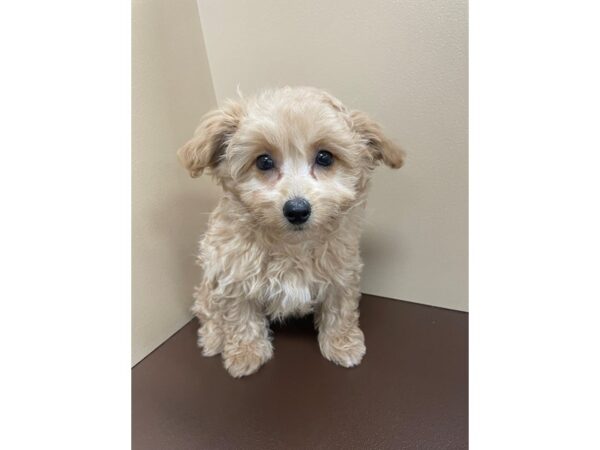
196,0,468,311
132,0,221,365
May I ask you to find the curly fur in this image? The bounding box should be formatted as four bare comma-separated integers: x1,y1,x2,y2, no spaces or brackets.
178,87,404,377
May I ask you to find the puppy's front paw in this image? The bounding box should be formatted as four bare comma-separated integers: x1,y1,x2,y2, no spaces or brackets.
319,327,366,368
197,321,224,357
222,339,273,378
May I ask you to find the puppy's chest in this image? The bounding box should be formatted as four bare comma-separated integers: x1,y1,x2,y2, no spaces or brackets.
259,251,329,319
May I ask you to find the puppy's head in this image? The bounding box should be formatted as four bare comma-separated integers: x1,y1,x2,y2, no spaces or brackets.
178,87,404,238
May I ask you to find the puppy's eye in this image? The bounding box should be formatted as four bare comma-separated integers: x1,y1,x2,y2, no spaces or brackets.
315,150,333,167
256,154,275,170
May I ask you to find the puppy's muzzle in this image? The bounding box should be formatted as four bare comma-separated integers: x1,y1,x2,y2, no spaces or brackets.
283,198,311,225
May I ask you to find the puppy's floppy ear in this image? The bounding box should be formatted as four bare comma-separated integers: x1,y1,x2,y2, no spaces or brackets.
177,100,244,178
350,110,405,169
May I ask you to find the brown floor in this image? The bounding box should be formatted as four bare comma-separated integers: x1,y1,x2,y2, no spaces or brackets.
132,294,468,449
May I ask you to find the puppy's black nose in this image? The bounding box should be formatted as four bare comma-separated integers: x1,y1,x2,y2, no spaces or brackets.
283,198,311,225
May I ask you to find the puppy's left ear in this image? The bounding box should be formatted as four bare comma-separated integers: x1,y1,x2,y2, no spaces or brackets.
350,110,405,169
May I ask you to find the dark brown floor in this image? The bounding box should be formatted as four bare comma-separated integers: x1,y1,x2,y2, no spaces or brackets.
132,294,468,449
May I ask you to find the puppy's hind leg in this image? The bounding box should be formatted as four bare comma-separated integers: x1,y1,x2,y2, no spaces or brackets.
192,287,224,357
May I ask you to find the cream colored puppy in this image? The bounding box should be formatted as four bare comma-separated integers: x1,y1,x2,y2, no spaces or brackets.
178,87,404,377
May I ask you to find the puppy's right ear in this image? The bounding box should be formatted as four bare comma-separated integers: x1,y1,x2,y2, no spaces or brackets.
177,101,244,178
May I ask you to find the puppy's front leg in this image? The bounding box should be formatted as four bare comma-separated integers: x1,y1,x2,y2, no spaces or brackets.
316,286,366,368
221,299,273,378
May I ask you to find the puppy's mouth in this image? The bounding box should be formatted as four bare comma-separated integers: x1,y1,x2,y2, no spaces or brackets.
290,224,306,232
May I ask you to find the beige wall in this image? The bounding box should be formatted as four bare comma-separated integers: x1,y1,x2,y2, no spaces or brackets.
196,0,468,311
132,0,220,365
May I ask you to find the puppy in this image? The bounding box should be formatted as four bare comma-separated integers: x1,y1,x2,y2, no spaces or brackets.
178,87,404,377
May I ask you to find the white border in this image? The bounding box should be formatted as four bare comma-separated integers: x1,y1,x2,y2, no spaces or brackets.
470,1,600,447
1,1,130,448
1,0,600,448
